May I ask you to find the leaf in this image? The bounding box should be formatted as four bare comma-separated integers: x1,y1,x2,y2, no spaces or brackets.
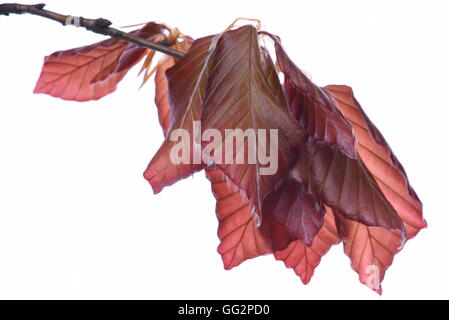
201,25,304,218
144,35,218,193
206,166,291,269
258,46,327,245
260,46,286,104
274,208,340,284
292,136,405,235
263,32,356,158
34,22,167,101
263,177,325,246
323,85,426,292
334,213,403,294
324,85,426,239
153,57,175,136
153,40,194,136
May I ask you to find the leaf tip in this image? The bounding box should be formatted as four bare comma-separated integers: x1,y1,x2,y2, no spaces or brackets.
143,168,163,194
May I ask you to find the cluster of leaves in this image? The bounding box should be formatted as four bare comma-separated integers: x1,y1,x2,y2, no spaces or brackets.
33,21,426,293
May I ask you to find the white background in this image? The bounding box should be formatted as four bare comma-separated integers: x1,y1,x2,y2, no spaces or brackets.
0,0,447,299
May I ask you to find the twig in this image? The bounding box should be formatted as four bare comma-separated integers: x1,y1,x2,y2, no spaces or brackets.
0,3,186,59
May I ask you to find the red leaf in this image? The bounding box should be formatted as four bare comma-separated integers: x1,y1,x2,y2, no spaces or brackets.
153,57,175,136
263,32,356,158
258,47,326,245
324,85,426,239
274,209,340,284
206,167,291,269
153,40,193,136
201,26,304,217
34,22,167,101
144,35,218,193
323,85,426,293
263,178,325,246
292,135,405,235
260,46,286,105
334,213,403,294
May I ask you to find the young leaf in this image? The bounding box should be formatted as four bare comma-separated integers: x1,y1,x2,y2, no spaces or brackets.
206,167,291,269
334,212,403,294
153,57,175,136
322,85,426,292
263,32,356,159
274,209,340,284
263,177,325,246
201,25,304,218
34,22,167,101
153,40,193,136
324,85,426,239
144,35,218,193
291,137,406,236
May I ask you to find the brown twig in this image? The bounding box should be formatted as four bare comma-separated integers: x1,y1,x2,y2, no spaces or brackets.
0,3,186,59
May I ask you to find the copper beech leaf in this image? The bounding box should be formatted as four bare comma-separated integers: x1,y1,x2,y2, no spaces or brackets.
291,137,406,236
262,32,356,159
334,213,403,294
206,167,291,269
258,46,326,244
153,57,175,135
274,209,340,284
34,22,167,101
144,35,218,193
207,166,271,269
260,47,286,104
153,40,193,136
207,163,336,278
324,85,426,239
323,85,426,292
201,26,304,218
262,178,325,246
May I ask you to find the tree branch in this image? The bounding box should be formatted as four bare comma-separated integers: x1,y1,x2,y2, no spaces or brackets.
0,3,186,59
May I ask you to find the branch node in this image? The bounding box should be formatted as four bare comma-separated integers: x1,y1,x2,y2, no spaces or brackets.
34,3,45,10
94,17,112,28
